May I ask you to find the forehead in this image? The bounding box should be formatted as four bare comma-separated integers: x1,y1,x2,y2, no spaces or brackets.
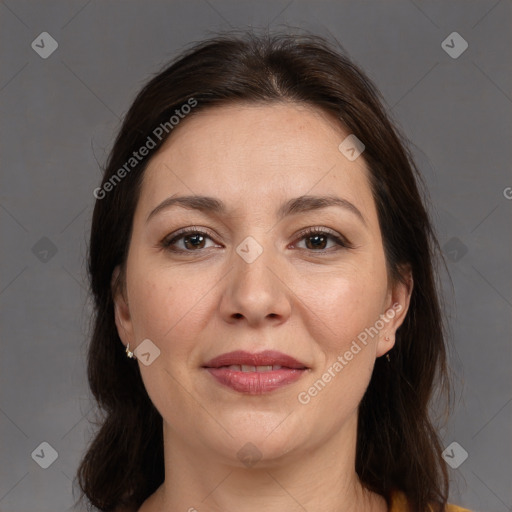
137,102,376,222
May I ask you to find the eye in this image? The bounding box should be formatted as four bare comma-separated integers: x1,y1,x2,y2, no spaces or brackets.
292,227,352,252
160,226,352,254
161,227,220,252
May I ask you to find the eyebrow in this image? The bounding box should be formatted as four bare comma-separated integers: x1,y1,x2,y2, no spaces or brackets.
146,194,367,226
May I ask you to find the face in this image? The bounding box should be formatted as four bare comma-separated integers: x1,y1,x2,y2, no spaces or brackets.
113,102,412,467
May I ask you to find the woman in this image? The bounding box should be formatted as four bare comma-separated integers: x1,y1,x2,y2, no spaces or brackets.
76,31,471,512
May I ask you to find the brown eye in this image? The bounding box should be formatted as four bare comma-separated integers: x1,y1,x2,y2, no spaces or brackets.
293,228,352,252
304,233,329,250
161,228,218,252
182,233,207,250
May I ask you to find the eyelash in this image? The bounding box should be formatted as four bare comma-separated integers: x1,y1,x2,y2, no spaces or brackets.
160,226,353,254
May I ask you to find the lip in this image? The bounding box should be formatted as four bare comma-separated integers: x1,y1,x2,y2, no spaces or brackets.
203,350,308,369
202,350,309,395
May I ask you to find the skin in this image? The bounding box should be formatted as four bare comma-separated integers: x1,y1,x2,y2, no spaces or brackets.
113,102,413,512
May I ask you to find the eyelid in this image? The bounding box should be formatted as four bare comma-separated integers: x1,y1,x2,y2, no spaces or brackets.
161,225,353,252
161,226,220,248
291,226,353,250
294,226,340,240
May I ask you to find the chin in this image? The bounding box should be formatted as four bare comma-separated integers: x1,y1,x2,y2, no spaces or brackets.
203,410,312,466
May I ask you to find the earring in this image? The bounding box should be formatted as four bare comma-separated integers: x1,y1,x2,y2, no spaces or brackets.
384,335,391,362
125,343,136,359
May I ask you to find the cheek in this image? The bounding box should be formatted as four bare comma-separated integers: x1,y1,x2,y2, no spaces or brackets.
294,264,386,354
295,272,381,416
128,263,218,352
296,264,387,413
129,275,171,340
127,268,208,409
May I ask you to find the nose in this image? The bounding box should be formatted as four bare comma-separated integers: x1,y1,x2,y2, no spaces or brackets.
219,238,292,328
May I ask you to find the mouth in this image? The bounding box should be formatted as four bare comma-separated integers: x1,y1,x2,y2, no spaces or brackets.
202,350,309,395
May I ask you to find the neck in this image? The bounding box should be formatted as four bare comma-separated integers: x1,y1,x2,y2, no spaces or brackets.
145,412,387,512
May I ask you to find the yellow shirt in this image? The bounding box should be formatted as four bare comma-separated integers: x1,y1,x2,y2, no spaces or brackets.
391,490,472,511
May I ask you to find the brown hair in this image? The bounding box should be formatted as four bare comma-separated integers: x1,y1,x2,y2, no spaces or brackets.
76,30,451,511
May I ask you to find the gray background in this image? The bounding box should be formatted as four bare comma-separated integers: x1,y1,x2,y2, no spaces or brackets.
0,1,511,511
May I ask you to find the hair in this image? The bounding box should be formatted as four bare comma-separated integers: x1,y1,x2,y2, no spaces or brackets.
76,30,452,512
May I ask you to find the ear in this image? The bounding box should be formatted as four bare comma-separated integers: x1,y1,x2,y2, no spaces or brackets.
112,265,134,348
376,264,414,358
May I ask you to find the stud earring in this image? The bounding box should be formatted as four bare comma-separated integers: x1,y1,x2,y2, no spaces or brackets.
125,343,136,359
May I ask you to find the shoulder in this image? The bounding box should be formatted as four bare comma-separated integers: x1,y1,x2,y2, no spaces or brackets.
390,490,473,512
